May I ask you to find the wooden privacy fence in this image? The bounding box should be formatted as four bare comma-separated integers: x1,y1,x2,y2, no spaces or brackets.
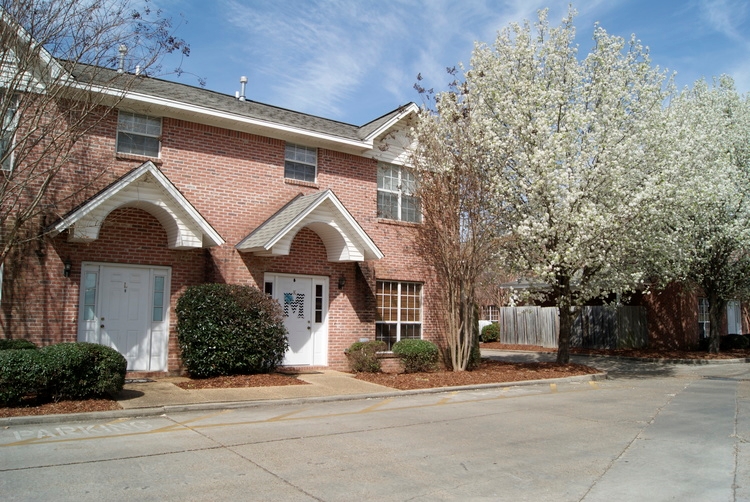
496,306,648,349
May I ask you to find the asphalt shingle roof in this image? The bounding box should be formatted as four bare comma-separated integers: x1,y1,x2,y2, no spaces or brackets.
72,64,410,142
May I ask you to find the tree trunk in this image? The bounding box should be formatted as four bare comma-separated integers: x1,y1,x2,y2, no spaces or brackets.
557,298,573,364
707,289,725,354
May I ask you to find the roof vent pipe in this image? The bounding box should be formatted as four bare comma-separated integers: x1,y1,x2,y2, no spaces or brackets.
117,45,127,74
239,76,247,101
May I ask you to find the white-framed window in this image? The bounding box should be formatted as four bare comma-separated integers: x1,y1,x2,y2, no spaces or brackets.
116,111,161,157
377,162,420,223
482,305,500,322
698,297,710,339
376,280,422,350
284,143,317,182
1,95,18,171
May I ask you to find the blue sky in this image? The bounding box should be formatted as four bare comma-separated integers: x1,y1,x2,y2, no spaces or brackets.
155,0,750,126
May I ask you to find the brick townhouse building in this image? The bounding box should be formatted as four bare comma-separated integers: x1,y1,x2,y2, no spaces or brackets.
1,58,440,373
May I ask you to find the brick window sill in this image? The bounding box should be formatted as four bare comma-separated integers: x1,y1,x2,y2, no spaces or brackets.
116,153,163,165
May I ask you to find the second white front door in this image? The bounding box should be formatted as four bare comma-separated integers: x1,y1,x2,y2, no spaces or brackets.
267,274,328,366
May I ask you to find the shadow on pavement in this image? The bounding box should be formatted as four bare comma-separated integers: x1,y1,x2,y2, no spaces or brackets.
483,350,679,379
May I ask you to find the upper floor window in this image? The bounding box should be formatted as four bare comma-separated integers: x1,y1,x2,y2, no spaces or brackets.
377,162,420,223
1,96,18,171
117,111,161,157
284,143,317,182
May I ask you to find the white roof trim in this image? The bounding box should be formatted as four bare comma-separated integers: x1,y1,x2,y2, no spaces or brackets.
362,103,419,143
50,161,224,249
236,189,383,262
86,84,375,151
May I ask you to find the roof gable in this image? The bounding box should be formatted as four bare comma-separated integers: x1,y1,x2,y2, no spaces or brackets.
236,189,383,262
50,161,224,249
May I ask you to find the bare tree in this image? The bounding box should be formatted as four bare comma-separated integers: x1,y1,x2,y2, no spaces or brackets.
412,89,504,371
0,0,189,264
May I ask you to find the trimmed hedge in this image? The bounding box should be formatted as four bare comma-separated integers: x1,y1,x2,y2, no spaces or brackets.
0,342,127,406
346,340,387,373
481,323,500,343
721,334,750,350
392,339,439,373
0,339,37,350
40,343,127,401
176,283,289,378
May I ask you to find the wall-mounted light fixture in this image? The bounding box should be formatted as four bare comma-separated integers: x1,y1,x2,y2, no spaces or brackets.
338,275,346,290
63,259,72,277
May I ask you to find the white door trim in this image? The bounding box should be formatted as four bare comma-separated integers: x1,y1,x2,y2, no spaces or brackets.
265,273,329,366
77,262,171,371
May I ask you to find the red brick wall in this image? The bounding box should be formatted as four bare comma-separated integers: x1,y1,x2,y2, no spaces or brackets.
1,109,438,372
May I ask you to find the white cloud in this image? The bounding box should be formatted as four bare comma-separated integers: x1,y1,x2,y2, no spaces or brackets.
698,0,750,47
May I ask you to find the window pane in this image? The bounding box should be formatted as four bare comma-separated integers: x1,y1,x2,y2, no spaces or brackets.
377,192,398,219
117,112,161,157
376,323,397,350
285,144,316,182
284,161,316,182
401,195,420,223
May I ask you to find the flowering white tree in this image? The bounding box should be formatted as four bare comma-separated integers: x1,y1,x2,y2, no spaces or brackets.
667,77,750,353
416,9,677,364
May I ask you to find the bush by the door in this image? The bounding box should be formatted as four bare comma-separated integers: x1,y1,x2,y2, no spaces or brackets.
176,284,289,378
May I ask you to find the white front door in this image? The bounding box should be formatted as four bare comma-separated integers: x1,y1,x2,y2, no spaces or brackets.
78,263,170,371
727,300,742,335
267,274,328,366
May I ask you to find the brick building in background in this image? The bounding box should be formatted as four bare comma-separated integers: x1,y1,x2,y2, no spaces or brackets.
1,61,439,373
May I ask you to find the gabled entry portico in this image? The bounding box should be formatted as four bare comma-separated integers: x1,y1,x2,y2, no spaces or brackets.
49,161,224,371
238,190,382,366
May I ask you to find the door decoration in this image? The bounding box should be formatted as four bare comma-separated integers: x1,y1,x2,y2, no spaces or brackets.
283,292,305,318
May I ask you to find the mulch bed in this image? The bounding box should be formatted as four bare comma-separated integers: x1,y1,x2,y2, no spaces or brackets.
174,372,308,389
353,359,600,390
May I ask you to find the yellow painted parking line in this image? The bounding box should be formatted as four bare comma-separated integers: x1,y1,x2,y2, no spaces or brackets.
436,392,458,405
358,398,394,413
267,409,310,421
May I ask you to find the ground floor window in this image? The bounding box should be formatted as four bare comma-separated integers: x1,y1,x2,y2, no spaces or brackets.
376,281,422,350
698,297,709,338
482,305,500,322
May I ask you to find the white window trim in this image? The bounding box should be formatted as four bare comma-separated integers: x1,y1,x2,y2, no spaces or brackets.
1,95,18,172
698,297,710,339
116,111,162,158
376,280,423,349
284,143,317,183
377,162,420,223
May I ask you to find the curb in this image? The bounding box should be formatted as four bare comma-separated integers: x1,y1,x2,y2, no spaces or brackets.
0,372,606,427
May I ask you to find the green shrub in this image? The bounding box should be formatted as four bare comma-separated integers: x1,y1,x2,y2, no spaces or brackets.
0,339,37,350
176,283,289,378
721,334,750,350
0,342,125,405
40,343,127,401
481,323,500,343
392,339,439,373
0,349,46,405
346,340,387,372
